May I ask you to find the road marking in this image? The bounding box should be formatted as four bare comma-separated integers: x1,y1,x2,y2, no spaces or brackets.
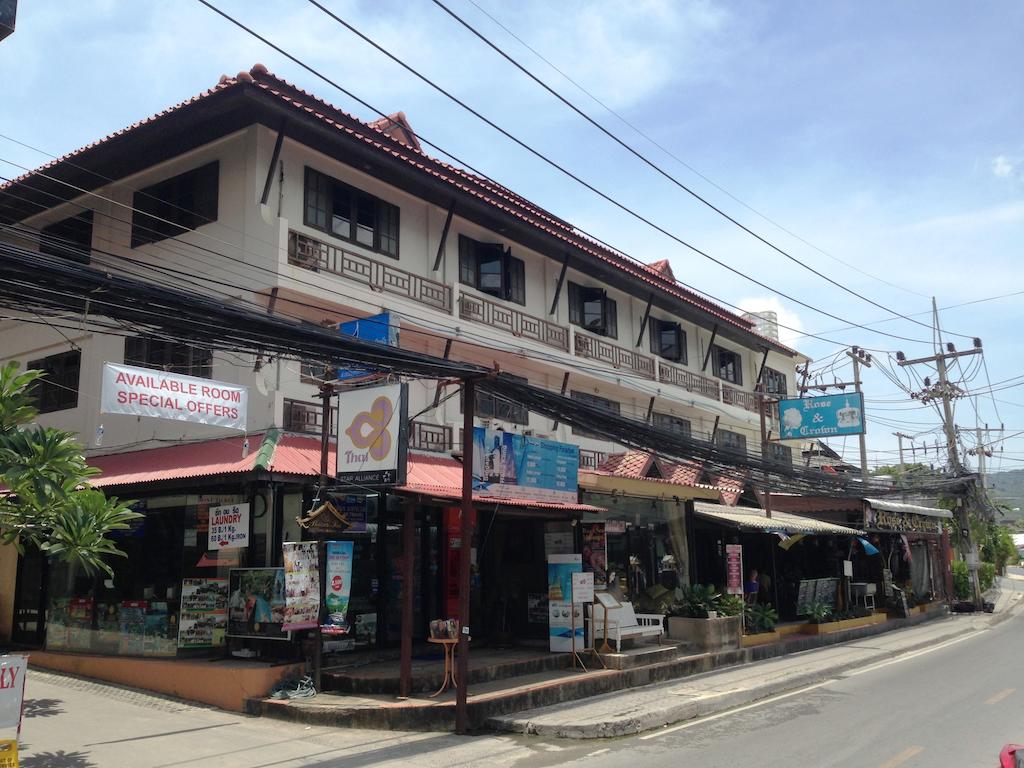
878,746,924,768
587,748,611,756
641,629,988,740
986,687,1015,705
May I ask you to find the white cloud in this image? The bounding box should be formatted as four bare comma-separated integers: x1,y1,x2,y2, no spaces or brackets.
992,154,1015,178
735,296,805,350
906,200,1024,234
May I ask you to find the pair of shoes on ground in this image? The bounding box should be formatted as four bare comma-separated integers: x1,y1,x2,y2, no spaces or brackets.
270,675,317,700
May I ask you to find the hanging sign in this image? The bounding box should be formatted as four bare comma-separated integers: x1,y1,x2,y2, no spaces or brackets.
0,655,28,735
324,541,354,632
473,427,579,504
101,362,247,431
777,393,865,438
725,544,744,595
208,503,250,550
336,383,408,485
282,542,321,631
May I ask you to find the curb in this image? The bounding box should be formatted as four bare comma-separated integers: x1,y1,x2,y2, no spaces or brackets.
488,607,1021,739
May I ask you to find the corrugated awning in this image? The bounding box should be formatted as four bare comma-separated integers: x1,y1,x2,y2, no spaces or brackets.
693,501,863,535
864,498,952,519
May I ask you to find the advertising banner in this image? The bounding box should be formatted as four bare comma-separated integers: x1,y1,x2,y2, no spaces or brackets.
282,542,321,631
324,541,354,631
227,568,289,640
473,427,580,504
725,544,744,596
777,393,865,439
208,502,250,551
0,655,27,734
581,522,607,589
177,578,229,649
336,383,408,485
101,362,247,431
548,554,583,652
572,572,594,604
335,312,399,381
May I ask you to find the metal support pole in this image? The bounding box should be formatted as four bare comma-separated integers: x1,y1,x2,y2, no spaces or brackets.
847,352,870,481
455,379,476,734
314,383,333,692
759,394,772,520
399,497,414,698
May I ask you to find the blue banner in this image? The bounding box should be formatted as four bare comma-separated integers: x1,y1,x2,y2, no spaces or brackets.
325,541,354,632
472,427,579,504
335,312,399,381
777,393,865,438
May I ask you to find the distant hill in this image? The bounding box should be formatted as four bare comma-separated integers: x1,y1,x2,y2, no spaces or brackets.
985,469,1024,519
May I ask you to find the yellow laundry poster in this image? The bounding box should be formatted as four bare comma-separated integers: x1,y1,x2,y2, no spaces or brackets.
0,738,19,768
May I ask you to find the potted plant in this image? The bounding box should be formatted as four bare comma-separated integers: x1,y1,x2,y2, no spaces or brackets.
745,603,778,634
805,600,832,624
665,584,741,650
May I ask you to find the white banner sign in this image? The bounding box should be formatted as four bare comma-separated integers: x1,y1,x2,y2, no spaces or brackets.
101,362,247,431
208,503,250,550
0,654,27,733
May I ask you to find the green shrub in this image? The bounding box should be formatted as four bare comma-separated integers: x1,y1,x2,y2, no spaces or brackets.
979,562,996,592
952,560,971,599
716,593,745,617
746,603,778,633
805,600,832,624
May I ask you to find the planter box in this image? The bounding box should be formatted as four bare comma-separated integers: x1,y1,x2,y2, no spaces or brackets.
801,612,886,635
741,630,780,648
666,615,741,651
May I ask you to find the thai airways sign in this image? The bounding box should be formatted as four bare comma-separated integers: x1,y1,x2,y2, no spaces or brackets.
778,393,865,439
336,383,408,485
101,362,247,431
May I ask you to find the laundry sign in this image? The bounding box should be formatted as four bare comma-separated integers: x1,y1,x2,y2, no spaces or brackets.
101,362,247,431
208,503,250,550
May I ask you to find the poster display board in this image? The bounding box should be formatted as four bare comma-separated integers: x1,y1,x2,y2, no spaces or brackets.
548,554,583,652
101,362,247,431
177,578,228,649
581,522,607,589
324,541,354,632
208,503,249,551
282,542,321,631
725,544,744,595
473,427,579,504
778,393,865,439
572,572,594,604
0,655,27,734
227,568,289,640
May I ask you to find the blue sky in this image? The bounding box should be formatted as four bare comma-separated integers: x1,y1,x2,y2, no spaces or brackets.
2,0,1023,474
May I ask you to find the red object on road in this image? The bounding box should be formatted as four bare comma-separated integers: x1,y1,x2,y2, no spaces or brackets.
999,744,1024,767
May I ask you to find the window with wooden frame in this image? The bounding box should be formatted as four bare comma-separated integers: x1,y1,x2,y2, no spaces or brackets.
40,210,93,264
650,318,686,363
767,442,793,465
653,412,691,437
761,367,788,396
27,350,81,413
462,372,529,424
303,167,400,257
570,390,621,438
714,429,747,454
131,162,219,247
712,345,743,385
568,282,617,338
124,337,212,379
458,234,525,305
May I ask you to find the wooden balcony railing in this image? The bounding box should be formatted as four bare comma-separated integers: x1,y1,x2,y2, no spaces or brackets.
579,449,609,471
459,292,570,352
289,231,452,313
574,334,656,379
721,385,761,413
410,421,453,453
284,398,336,435
657,361,721,401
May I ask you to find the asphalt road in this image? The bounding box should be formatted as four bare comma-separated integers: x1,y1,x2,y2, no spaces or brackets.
13,574,1024,767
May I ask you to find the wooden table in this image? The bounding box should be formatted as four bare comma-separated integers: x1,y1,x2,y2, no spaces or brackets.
426,637,463,697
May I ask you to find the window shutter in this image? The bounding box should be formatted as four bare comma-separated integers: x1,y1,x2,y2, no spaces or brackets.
458,235,476,287
568,282,582,326
604,294,617,338
507,253,525,305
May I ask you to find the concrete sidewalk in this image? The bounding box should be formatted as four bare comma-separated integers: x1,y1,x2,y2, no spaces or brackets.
489,583,1024,739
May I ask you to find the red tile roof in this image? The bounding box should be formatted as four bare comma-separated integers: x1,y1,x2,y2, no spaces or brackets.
594,450,704,487
1,64,798,356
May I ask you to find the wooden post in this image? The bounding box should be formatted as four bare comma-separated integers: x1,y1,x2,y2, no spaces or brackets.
759,394,772,521
314,383,333,691
455,379,476,734
399,496,415,698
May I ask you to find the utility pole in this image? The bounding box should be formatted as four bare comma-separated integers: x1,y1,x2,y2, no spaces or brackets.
893,432,913,478
896,298,984,609
845,348,872,481
758,393,773,520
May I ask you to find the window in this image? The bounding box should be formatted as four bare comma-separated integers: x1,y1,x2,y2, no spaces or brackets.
27,350,81,413
571,390,620,438
712,345,743,385
131,162,219,247
300,361,335,384
653,412,691,437
650,319,686,363
715,429,747,454
462,373,529,424
458,235,525,305
125,337,212,378
767,443,793,465
568,282,617,338
40,211,93,264
304,167,400,257
762,367,788,396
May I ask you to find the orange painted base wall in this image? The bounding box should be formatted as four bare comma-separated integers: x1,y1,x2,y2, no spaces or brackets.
28,651,303,712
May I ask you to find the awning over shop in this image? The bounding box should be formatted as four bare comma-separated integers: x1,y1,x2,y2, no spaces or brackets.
693,501,863,536
397,453,605,513
864,498,952,519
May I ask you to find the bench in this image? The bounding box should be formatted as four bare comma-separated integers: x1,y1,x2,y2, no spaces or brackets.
589,600,664,652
